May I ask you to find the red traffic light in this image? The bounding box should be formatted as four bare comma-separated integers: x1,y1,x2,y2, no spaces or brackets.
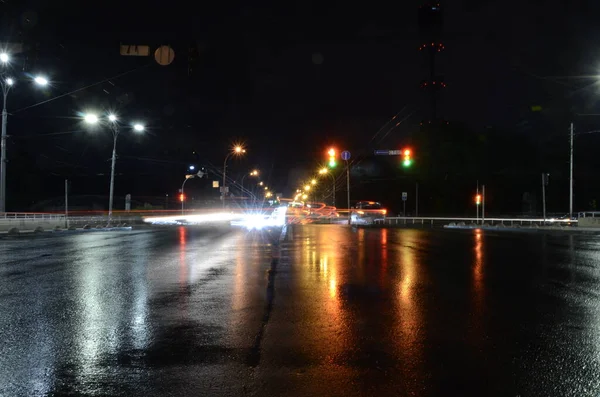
179,194,185,202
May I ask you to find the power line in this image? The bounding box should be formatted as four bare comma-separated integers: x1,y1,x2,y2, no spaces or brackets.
11,62,152,114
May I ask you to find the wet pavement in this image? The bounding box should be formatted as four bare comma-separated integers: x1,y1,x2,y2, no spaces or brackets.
1,225,600,396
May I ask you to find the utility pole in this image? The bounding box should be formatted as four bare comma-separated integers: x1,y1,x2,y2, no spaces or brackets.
569,122,574,220
476,180,479,224
415,182,419,217
542,173,549,224
482,185,485,223
65,179,69,229
346,160,351,225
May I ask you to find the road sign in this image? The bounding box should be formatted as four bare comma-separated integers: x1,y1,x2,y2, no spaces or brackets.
220,186,229,193
154,45,175,66
213,181,219,188
341,150,351,161
402,192,407,201
375,149,401,155
120,44,150,56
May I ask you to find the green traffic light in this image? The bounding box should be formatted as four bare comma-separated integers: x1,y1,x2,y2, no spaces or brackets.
329,159,337,168
403,159,412,167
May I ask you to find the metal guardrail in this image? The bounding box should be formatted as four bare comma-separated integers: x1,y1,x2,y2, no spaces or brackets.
374,217,577,226
1,212,65,220
579,212,600,218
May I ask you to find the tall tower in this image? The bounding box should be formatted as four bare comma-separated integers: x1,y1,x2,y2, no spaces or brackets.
418,3,445,122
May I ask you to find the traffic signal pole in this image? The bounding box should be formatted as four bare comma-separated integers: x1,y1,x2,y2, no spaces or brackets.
346,160,351,225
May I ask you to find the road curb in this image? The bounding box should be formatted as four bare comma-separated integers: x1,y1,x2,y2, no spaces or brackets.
0,226,133,237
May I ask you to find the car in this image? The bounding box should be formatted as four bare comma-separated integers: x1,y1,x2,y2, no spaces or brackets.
350,201,387,224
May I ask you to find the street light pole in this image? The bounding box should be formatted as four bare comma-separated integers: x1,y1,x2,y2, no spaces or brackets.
222,153,231,208
181,171,205,214
569,122,574,220
108,125,119,219
240,170,258,200
84,113,144,223
181,177,190,215
0,65,48,212
0,87,8,213
222,145,245,208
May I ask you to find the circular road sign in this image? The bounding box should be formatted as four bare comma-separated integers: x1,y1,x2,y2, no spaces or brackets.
154,45,175,66
341,150,351,161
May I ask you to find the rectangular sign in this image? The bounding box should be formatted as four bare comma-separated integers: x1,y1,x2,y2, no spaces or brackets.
213,181,219,188
219,186,229,193
375,149,401,156
119,45,150,56
402,192,408,201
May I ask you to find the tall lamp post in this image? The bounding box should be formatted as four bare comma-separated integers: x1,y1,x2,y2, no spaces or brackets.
0,52,48,212
222,145,245,208
240,169,259,199
84,112,144,221
319,167,335,207
180,170,205,214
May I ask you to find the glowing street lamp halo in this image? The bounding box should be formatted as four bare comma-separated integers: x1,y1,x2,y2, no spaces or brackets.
84,113,99,124
33,76,48,86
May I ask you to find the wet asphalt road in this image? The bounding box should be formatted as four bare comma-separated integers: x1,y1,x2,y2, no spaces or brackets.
1,225,600,396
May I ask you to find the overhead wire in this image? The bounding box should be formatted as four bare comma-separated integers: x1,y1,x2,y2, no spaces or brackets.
11,62,153,114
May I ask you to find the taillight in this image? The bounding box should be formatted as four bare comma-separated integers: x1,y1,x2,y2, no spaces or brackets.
382,209,387,215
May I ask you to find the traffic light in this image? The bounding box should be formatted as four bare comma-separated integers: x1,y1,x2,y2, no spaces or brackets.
475,194,481,205
402,148,412,167
328,148,337,168
179,193,185,202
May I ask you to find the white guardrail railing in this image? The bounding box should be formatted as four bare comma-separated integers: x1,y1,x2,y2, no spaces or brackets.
1,213,66,220
374,217,577,226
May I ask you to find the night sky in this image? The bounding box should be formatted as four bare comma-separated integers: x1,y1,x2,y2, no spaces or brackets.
2,0,600,212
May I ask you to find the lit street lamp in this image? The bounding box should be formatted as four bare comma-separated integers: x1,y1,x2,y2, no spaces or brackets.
180,170,205,214
319,167,336,207
0,54,49,212
84,112,144,220
222,145,245,208
240,169,258,198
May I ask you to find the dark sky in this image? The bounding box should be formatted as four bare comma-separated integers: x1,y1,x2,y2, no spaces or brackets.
2,0,600,208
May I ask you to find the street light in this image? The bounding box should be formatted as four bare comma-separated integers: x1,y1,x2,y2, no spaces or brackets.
222,144,246,208
34,76,48,86
319,167,336,207
83,112,145,220
240,169,259,199
0,53,8,63
180,170,205,214
1,67,49,212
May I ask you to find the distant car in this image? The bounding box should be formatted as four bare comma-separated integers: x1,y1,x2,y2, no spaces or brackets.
350,201,387,224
